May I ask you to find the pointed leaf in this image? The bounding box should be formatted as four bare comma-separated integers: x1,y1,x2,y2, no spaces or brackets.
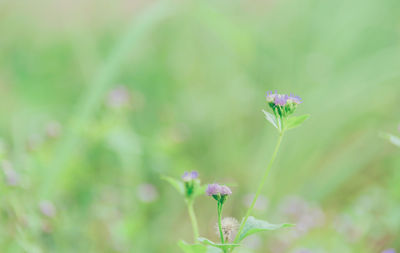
237,216,293,242
178,241,208,253
198,237,240,251
193,184,207,198
162,176,184,195
285,114,310,130
262,110,278,129
381,132,400,147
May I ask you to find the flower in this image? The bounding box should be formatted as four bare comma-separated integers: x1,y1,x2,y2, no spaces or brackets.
266,91,302,118
182,171,199,182
219,185,232,195
215,217,239,242
206,184,232,196
266,91,302,106
206,184,221,196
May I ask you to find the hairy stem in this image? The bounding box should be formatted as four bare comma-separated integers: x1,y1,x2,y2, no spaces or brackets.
187,201,199,242
234,132,285,244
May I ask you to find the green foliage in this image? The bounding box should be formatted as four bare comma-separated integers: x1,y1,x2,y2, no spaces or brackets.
162,176,185,195
198,238,239,251
285,114,310,131
179,241,222,253
381,132,400,147
237,216,293,242
262,109,279,130
178,241,207,253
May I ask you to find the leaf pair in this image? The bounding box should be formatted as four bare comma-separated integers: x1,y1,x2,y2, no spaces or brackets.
262,110,309,132
236,216,293,242
179,217,293,253
162,176,207,199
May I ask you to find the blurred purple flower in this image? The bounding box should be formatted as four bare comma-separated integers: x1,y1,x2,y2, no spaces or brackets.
382,249,396,253
137,183,158,203
39,200,56,218
206,184,221,196
182,171,198,182
106,86,131,109
2,160,19,186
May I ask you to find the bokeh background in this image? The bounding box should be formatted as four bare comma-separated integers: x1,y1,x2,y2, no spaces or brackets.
1,0,400,252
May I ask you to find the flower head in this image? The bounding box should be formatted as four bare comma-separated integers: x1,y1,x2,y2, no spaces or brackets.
215,217,239,242
206,184,221,196
220,185,232,195
182,171,198,182
266,91,302,118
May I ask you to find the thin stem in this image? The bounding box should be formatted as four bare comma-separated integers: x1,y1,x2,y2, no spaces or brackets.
187,201,199,242
233,132,285,244
217,202,225,244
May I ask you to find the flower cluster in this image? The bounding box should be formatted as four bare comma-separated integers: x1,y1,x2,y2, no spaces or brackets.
206,183,232,203
182,171,199,182
266,91,302,118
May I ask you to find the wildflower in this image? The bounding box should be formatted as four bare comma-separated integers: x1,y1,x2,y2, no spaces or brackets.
182,171,198,182
266,91,302,118
215,217,239,242
137,183,158,203
206,184,232,197
206,183,221,196
39,200,56,218
219,185,232,195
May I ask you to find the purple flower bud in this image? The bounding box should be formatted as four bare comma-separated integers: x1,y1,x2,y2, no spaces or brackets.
206,184,221,196
190,171,198,179
182,171,199,182
266,91,302,106
220,185,232,196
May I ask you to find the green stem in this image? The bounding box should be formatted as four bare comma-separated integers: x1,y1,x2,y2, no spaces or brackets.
217,202,225,244
233,132,285,244
187,201,199,242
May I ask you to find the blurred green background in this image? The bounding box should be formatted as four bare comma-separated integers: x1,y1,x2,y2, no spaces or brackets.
0,0,400,252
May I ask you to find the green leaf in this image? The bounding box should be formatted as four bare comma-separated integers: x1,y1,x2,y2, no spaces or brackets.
162,176,184,195
285,114,310,131
193,184,207,198
198,237,240,251
237,216,293,242
262,110,278,129
381,132,400,147
178,241,208,253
